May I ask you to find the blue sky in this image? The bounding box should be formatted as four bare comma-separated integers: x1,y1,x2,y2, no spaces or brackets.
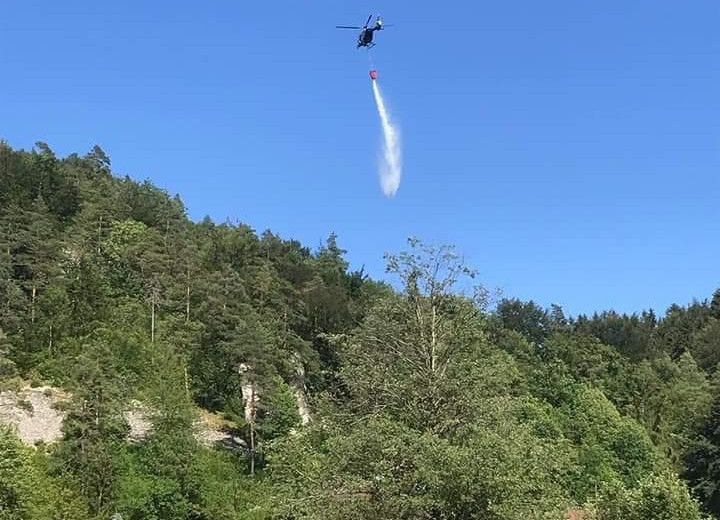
1,1,719,316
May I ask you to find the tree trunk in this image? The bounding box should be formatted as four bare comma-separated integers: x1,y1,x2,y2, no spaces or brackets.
185,268,191,323
430,301,438,374
31,284,36,324
249,384,256,476
150,294,156,344
164,219,170,248
97,216,103,254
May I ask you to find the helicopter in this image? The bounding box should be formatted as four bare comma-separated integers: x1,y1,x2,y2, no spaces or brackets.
336,15,390,48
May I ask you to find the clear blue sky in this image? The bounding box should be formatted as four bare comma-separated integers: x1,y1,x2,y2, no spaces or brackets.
2,1,719,316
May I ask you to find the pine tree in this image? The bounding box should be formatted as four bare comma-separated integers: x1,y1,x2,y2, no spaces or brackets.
684,395,720,515
53,337,130,516
710,288,720,320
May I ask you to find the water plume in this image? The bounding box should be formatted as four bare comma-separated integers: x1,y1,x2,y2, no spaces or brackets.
371,80,402,197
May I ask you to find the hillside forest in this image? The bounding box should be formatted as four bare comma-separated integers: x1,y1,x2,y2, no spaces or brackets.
2,141,720,519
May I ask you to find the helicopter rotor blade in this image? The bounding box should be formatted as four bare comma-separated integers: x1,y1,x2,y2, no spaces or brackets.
336,26,362,29
365,14,373,26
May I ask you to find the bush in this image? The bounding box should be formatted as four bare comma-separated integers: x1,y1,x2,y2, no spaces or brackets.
594,472,706,520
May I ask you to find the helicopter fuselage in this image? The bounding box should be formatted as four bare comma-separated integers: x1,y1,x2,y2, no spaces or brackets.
357,29,374,47
357,24,382,48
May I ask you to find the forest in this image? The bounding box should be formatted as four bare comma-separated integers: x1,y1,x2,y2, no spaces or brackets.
1,140,720,519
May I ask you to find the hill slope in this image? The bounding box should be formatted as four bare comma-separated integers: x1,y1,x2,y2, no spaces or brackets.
1,141,718,519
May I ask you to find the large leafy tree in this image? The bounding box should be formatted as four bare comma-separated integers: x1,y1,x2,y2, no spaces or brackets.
339,238,500,434
595,471,706,520
270,415,571,520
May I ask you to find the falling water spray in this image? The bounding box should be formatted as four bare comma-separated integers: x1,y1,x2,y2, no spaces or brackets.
370,78,402,197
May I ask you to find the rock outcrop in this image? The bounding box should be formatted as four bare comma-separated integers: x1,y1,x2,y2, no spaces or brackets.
0,385,241,450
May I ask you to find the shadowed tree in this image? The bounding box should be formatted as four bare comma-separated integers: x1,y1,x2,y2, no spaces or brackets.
496,298,550,345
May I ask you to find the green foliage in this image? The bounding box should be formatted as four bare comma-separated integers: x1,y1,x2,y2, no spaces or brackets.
339,238,501,435
595,471,706,520
574,310,657,360
270,414,572,520
0,142,714,519
116,470,190,520
187,449,271,520
684,395,720,516
0,329,17,382
339,293,513,434
124,344,200,518
558,385,656,500
51,335,131,516
496,298,552,345
256,376,300,442
614,353,712,466
652,302,713,358
690,318,720,373
0,426,37,519
0,428,90,520
0,142,80,221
